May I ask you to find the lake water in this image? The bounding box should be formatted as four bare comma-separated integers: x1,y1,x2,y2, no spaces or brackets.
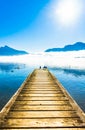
0,63,85,112
50,67,85,112
0,63,34,110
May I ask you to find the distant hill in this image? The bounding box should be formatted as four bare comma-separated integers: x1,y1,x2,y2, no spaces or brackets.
0,45,28,56
45,42,85,52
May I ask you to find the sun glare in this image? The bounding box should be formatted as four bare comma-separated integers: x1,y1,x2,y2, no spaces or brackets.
54,0,83,26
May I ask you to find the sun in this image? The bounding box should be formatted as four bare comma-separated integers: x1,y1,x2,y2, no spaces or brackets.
54,0,83,26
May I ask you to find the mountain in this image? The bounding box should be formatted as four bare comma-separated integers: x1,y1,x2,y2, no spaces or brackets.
0,45,28,56
45,42,85,52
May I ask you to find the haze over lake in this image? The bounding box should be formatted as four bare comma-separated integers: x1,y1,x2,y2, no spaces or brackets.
0,51,85,69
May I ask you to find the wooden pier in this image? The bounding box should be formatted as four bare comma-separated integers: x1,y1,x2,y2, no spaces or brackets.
0,69,85,129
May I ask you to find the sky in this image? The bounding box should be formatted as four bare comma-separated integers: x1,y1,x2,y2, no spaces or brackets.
0,0,85,52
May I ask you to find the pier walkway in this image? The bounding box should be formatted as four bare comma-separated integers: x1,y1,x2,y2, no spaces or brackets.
0,69,85,129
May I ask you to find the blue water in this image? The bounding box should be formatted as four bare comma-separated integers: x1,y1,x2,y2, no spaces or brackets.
49,67,85,112
0,63,85,113
0,63,34,110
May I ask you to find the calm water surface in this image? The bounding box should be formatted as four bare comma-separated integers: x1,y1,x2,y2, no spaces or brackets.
0,63,85,112
50,68,85,112
0,63,34,110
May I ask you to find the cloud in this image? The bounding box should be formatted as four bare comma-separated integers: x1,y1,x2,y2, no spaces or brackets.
0,51,85,69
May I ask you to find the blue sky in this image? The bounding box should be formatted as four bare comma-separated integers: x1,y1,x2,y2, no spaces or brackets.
0,0,85,52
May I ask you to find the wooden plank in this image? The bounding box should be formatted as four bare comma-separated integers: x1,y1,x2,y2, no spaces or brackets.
0,118,83,127
6,111,78,118
10,105,74,111
15,96,68,100
0,128,85,130
13,100,69,105
19,93,65,96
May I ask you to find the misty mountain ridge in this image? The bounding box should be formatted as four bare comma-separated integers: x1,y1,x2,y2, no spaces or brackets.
45,42,85,52
0,45,28,56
